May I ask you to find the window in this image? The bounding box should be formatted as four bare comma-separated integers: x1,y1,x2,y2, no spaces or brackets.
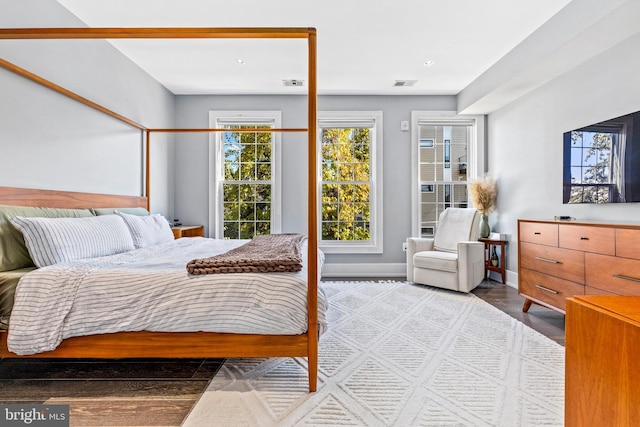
420,138,434,148
421,184,434,193
411,112,485,238
421,226,435,237
444,139,451,168
318,111,383,253
209,111,281,239
568,128,618,203
416,126,468,237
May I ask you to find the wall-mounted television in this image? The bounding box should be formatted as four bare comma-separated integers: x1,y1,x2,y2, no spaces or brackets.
563,109,640,204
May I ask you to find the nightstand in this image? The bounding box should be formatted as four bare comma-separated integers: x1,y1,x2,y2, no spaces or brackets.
171,225,204,239
478,237,508,284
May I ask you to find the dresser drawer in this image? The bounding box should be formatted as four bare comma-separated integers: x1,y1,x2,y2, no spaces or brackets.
520,268,584,312
519,221,558,246
585,253,640,296
559,224,615,255
520,242,585,284
616,228,640,260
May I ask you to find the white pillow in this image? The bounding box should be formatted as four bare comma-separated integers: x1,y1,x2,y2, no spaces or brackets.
116,211,175,249
10,215,135,268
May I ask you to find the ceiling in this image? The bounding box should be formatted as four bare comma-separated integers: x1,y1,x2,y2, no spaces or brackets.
56,0,573,96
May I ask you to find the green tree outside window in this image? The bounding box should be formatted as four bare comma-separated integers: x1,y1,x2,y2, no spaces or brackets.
321,128,371,241
222,125,272,239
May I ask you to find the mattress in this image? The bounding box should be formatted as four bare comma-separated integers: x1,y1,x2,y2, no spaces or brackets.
8,237,326,355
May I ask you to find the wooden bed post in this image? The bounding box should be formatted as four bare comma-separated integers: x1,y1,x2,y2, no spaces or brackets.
145,130,151,211
307,28,319,393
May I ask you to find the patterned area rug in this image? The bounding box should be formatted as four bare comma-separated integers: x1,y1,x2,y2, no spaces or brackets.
183,281,565,426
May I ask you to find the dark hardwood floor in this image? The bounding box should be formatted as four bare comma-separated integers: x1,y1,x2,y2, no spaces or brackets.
0,278,564,426
0,358,225,426
471,278,565,345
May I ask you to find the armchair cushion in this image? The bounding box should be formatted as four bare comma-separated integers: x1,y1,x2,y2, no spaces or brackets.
413,251,457,273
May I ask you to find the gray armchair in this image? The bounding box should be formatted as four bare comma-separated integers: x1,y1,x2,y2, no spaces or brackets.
406,208,485,293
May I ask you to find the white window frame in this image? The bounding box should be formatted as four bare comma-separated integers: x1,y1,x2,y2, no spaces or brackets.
318,110,383,254
410,111,485,237
208,111,282,239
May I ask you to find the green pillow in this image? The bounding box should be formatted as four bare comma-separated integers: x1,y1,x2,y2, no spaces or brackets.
91,207,150,216
0,205,93,272
0,267,36,318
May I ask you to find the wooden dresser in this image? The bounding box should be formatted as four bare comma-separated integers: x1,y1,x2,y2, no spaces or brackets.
565,295,640,426
518,219,640,313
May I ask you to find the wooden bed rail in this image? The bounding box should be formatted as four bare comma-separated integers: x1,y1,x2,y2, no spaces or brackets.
0,330,309,359
0,186,147,209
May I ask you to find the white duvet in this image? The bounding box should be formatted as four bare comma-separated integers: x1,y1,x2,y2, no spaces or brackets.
8,237,327,355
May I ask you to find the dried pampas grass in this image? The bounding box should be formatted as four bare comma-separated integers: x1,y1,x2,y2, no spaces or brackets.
469,176,497,214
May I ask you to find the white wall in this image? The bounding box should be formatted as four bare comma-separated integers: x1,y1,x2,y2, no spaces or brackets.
18,1,638,280
0,1,176,215
487,31,640,286
174,94,457,275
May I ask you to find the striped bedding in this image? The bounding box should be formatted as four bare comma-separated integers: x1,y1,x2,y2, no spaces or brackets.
7,237,327,356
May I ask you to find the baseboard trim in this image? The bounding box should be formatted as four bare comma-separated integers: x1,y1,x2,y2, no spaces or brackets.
489,269,517,289
321,262,406,278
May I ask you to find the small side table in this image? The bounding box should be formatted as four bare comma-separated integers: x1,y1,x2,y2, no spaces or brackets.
171,225,205,239
478,237,508,284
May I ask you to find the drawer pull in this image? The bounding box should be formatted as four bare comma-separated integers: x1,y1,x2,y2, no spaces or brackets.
612,274,640,283
534,232,541,235
534,256,560,264
580,237,589,240
535,285,559,294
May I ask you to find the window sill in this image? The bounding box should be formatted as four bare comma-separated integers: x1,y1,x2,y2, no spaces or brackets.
319,242,383,255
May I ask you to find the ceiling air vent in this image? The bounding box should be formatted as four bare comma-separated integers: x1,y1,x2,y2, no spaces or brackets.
393,80,417,87
283,79,304,87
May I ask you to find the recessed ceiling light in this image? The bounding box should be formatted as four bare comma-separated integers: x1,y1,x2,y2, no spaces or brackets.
424,60,435,67
236,59,245,65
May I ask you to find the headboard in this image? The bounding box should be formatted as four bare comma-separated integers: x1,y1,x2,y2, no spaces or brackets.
0,186,148,209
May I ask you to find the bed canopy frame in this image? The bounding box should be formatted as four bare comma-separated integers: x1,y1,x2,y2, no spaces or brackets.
0,28,320,391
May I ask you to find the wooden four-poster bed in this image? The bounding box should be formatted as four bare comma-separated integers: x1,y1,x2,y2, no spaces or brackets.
0,28,321,391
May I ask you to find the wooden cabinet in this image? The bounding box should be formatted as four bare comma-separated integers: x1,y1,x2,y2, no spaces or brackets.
171,225,204,239
518,219,640,314
565,295,640,426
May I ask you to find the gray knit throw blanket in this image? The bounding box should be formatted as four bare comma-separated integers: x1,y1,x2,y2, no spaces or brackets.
186,233,307,275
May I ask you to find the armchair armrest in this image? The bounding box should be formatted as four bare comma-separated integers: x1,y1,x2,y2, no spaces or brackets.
406,237,435,281
457,241,485,292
